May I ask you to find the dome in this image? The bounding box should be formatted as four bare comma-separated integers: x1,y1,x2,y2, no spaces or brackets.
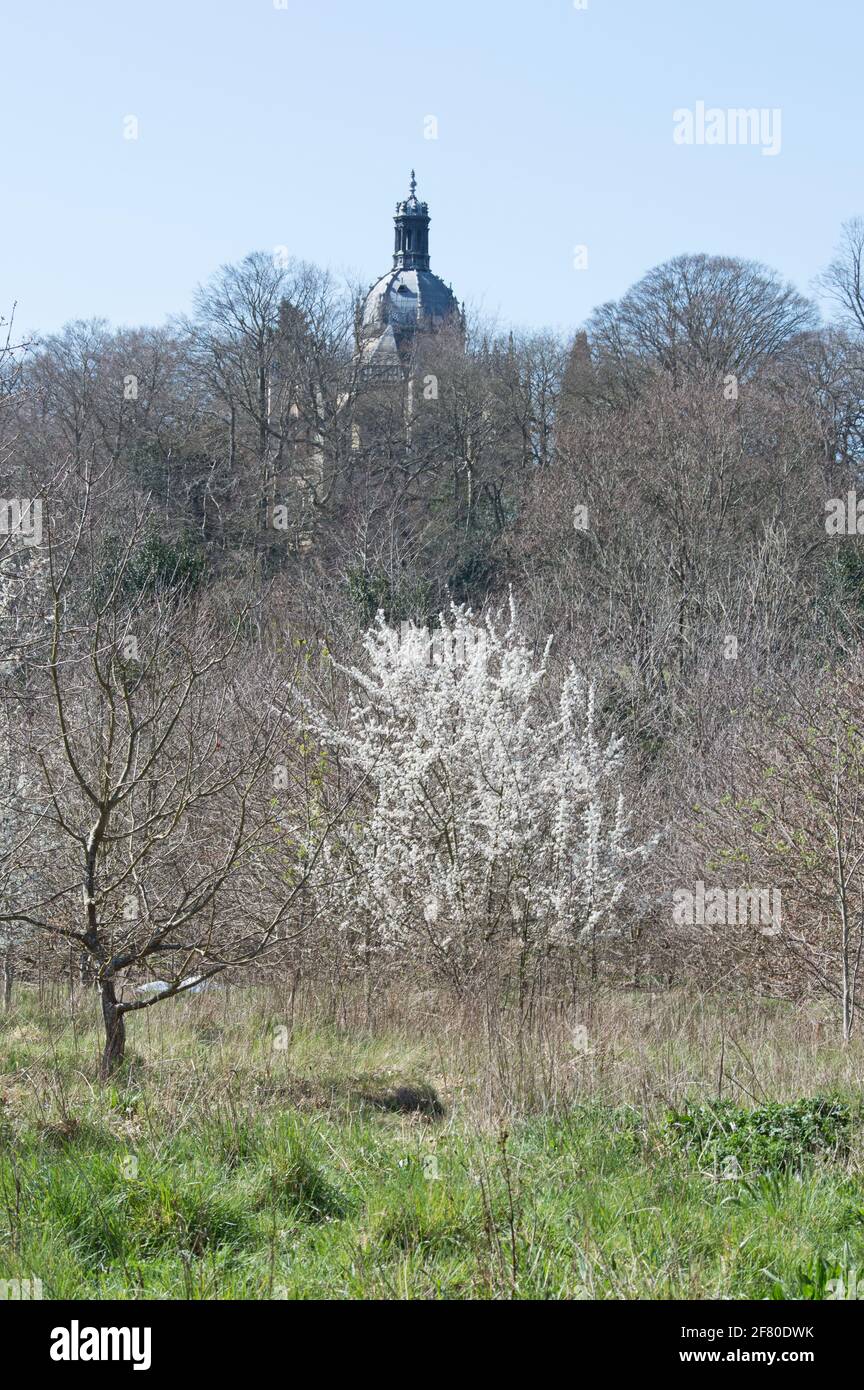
357,173,463,375
361,268,460,336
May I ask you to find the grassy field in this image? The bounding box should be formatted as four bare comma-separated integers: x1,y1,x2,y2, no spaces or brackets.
1,982,864,1299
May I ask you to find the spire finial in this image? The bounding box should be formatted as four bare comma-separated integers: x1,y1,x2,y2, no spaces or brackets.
409,169,417,198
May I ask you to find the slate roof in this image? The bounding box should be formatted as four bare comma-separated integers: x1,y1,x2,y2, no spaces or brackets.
361,268,460,337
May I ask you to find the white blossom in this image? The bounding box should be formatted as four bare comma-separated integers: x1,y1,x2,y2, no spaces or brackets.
306,600,651,978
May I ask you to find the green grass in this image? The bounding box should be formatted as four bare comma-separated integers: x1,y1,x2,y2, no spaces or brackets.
2,984,864,1298
666,1097,854,1175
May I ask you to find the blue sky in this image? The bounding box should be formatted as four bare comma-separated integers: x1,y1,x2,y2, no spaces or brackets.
2,0,860,339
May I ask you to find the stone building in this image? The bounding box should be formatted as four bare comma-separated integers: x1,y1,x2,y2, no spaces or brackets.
276,173,464,551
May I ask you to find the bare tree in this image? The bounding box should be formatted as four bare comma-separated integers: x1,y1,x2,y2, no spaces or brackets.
687,668,864,1041
817,218,864,339
0,480,342,1075
584,253,817,397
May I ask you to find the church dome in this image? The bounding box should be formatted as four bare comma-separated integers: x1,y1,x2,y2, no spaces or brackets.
358,172,462,374
361,268,459,335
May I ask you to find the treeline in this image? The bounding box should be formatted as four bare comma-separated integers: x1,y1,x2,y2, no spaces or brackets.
4,220,864,1065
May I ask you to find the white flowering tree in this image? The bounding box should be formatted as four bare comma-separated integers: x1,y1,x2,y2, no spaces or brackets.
311,601,650,997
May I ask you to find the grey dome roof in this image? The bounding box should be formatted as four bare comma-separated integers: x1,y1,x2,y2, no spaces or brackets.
361,268,459,337
357,174,463,375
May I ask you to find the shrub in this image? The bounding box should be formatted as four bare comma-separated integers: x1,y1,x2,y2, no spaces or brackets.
666,1097,852,1174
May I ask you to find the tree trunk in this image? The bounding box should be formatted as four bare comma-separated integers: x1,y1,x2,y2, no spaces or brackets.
2,945,14,1011
99,977,126,1079
842,962,853,1044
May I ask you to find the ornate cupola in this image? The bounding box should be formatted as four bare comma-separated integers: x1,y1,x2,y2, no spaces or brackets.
357,172,463,378
392,170,431,271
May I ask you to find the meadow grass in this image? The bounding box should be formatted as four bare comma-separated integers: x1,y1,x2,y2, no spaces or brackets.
1,981,864,1299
